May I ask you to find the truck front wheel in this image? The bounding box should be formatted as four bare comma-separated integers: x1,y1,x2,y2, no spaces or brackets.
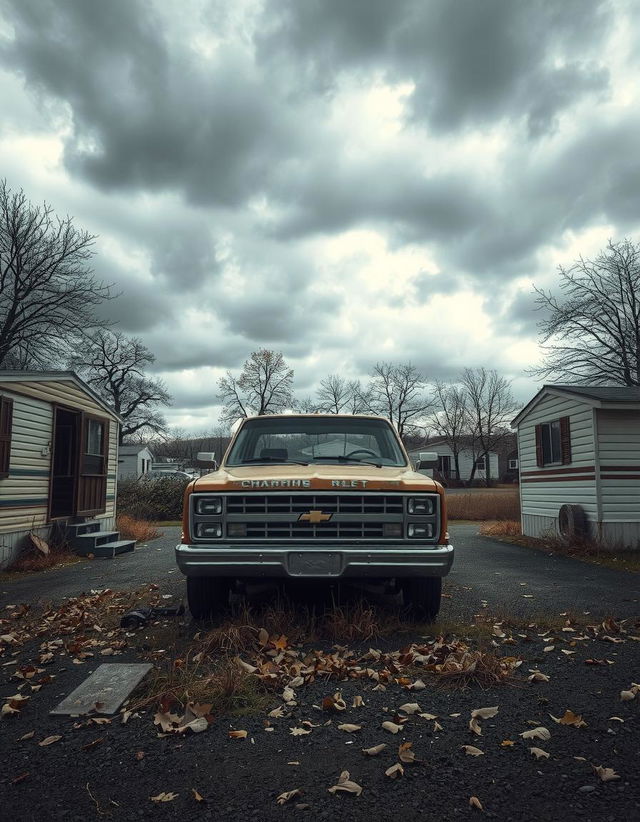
402,577,442,621
187,576,230,620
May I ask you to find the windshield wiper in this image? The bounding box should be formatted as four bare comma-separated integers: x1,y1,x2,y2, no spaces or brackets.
314,455,382,468
242,457,310,466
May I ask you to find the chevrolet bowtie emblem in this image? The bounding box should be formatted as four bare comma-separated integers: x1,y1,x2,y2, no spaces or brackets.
298,510,332,523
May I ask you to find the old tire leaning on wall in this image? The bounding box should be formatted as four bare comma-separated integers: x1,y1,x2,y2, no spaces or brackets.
558,504,588,541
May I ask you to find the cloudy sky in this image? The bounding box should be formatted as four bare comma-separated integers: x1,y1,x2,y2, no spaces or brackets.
1,0,639,429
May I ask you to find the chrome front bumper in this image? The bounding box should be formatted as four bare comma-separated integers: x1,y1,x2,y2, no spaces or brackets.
175,542,454,579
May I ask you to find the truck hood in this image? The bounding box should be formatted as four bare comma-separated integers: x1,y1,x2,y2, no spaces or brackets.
190,463,440,493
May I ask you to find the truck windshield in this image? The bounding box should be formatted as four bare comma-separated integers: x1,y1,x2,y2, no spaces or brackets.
225,417,408,467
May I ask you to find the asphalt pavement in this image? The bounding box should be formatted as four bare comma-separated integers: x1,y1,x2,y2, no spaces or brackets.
1,524,637,620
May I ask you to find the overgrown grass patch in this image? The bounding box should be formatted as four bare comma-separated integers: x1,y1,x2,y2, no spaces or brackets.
447,490,520,521
480,519,522,537
116,514,161,542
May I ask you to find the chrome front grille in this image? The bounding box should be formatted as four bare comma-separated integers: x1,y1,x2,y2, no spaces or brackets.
190,491,440,544
239,521,385,539
226,494,404,515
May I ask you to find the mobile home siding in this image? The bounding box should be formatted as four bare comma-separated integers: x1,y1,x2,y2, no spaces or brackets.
519,393,597,537
597,409,640,547
0,379,119,566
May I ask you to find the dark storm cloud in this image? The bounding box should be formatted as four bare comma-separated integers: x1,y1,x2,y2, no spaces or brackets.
258,0,612,135
1,0,303,206
270,157,483,241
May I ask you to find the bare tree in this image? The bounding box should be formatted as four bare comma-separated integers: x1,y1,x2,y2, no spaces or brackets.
461,367,519,486
315,374,370,414
432,381,469,481
218,349,294,422
369,362,433,440
0,180,112,368
531,238,640,386
69,330,171,444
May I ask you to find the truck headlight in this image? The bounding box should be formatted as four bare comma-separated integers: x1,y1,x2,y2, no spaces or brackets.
407,496,434,515
196,496,223,515
196,522,222,538
408,523,433,538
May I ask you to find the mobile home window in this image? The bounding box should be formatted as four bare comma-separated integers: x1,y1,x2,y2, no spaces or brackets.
541,420,561,464
87,419,104,456
475,456,486,471
508,458,518,470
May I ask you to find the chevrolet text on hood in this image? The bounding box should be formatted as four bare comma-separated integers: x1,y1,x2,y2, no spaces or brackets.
176,414,454,620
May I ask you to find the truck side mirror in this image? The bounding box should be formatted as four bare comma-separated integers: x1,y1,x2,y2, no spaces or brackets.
416,451,438,470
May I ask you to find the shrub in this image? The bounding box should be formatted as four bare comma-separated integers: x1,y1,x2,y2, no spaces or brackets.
116,514,161,542
447,491,520,521
479,520,522,536
117,476,189,521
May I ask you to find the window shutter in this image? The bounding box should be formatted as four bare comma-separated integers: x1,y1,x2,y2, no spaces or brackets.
534,424,544,467
560,416,571,464
0,396,13,478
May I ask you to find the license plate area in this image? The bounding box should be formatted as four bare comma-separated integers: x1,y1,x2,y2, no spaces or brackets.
287,552,341,577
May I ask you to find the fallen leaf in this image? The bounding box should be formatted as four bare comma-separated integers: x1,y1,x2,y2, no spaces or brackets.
500,740,515,747
543,645,555,652
418,712,438,720
469,717,482,736
38,735,62,747
433,721,443,732
608,716,624,722
528,671,550,683
382,721,404,734
352,696,364,708
409,679,426,690
362,744,387,756
398,702,421,715
471,706,498,720
593,765,620,782
228,729,248,739
520,727,550,741
337,724,362,733
236,658,258,674
469,796,483,811
192,788,205,802
268,706,285,718
530,747,550,759
18,731,35,741
461,745,484,756
150,792,178,802
549,710,587,728
620,690,636,702
289,727,311,736
153,711,182,733
322,693,347,712
328,770,362,796
385,763,404,779
398,741,419,763
276,789,302,805
177,717,208,734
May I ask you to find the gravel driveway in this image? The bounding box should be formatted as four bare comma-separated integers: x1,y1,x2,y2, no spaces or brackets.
1,525,639,821
2,524,637,620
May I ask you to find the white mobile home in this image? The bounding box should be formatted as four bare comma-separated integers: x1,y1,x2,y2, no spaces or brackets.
512,385,640,548
0,371,131,567
118,445,154,480
407,440,499,484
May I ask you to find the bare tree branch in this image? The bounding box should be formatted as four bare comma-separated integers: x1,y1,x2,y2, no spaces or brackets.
218,349,294,422
368,362,433,440
69,330,171,443
530,238,640,386
0,180,113,368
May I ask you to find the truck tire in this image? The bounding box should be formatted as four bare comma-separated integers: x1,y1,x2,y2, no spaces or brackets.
187,576,229,620
402,577,442,621
558,504,588,541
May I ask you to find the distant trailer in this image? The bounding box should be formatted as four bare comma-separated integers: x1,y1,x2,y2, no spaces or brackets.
512,384,640,549
0,370,125,567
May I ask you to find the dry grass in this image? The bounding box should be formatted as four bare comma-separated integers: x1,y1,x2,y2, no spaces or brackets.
480,520,522,536
116,514,161,542
6,549,80,574
447,490,520,521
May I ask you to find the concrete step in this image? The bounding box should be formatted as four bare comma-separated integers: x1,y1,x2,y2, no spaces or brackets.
71,530,120,554
65,521,102,538
92,540,136,558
